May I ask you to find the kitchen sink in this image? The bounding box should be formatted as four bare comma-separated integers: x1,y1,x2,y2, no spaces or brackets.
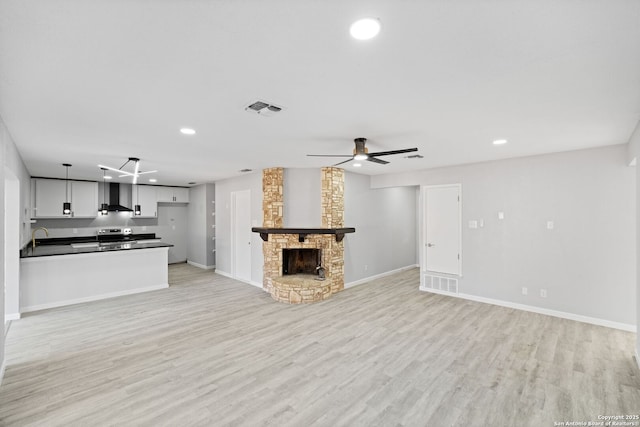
70,242,100,249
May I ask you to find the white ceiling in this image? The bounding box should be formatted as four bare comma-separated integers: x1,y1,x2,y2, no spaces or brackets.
1,1,639,186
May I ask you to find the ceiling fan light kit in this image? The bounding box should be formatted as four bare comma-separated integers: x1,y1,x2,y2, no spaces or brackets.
307,137,418,167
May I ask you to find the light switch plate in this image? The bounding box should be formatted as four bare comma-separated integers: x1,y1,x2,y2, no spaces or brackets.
498,212,505,220
547,221,554,230
468,220,478,229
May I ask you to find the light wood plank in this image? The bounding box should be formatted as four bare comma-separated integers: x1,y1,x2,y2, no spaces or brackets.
0,263,638,426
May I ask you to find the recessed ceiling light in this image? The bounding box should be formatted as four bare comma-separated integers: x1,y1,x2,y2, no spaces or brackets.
149,178,157,183
353,163,362,167
104,175,113,180
180,128,196,135
350,18,381,40
493,139,508,145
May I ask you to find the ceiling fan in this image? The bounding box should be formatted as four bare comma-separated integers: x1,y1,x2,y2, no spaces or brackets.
307,137,418,166
97,157,157,184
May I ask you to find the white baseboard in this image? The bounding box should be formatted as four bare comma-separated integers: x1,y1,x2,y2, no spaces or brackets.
419,287,636,332
21,284,169,313
215,270,263,288
215,270,232,278
345,264,419,289
187,260,215,270
4,313,20,321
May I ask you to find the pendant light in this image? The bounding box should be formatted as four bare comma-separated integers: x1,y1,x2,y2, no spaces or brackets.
133,158,141,215
134,183,141,216
62,163,72,215
99,168,109,215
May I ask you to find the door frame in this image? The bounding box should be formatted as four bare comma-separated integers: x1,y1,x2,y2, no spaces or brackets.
230,189,251,281
420,184,462,277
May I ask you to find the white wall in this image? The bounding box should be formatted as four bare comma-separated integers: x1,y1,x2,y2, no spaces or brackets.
283,168,320,227
372,145,636,327
627,121,640,359
214,172,263,285
1,115,31,382
344,172,417,283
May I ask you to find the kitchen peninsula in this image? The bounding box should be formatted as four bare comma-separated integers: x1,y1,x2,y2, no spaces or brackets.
20,230,173,313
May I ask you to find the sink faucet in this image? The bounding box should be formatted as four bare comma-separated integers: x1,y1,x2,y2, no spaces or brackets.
32,227,49,250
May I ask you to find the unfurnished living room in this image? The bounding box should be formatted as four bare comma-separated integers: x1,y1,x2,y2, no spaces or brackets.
0,1,639,426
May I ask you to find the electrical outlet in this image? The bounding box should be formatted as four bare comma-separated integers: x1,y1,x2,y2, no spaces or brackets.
73,228,78,234
142,226,147,231
522,287,528,295
540,289,547,298
498,211,505,220
546,221,554,230
364,264,368,271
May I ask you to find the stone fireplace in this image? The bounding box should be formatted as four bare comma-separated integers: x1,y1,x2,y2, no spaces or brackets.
255,167,354,304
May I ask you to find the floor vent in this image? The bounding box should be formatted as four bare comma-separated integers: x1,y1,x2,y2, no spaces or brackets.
422,274,458,295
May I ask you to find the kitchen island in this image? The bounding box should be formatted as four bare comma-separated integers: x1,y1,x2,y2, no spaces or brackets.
20,239,173,313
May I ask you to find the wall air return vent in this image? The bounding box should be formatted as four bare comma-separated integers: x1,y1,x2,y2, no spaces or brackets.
245,100,284,117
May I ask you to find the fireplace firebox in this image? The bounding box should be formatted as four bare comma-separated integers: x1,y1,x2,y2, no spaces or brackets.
282,249,321,275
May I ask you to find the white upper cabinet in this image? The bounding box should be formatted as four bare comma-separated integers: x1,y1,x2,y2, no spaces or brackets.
71,181,99,218
32,179,67,218
157,186,189,203
133,185,158,218
32,178,98,218
173,187,189,203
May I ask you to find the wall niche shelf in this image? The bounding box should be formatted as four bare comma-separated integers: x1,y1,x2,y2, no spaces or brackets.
251,227,355,243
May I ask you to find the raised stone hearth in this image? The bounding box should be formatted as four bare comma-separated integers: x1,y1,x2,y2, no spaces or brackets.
270,274,332,304
259,167,351,304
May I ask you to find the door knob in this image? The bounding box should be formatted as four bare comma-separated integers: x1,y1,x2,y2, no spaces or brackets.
427,243,435,247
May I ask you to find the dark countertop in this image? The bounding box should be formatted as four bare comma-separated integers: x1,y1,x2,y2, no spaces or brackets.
21,241,173,258
34,233,158,246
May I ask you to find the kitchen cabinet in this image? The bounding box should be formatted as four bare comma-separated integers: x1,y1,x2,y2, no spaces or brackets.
157,186,189,203
133,185,158,217
32,178,98,218
71,181,99,217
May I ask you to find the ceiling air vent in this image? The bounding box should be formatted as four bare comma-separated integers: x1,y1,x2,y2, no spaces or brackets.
245,100,284,117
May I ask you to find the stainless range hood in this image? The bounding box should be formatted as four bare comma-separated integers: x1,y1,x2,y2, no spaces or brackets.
108,182,133,212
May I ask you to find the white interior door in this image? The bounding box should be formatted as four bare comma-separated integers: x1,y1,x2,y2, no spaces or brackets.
424,185,461,275
231,190,251,282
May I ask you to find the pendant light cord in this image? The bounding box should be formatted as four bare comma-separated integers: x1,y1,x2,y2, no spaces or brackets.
65,165,69,202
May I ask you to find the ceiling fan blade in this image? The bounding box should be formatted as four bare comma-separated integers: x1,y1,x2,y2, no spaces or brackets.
333,158,354,166
307,154,353,157
366,157,389,165
368,148,418,157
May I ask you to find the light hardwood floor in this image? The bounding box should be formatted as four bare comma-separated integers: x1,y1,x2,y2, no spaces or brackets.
1,264,638,426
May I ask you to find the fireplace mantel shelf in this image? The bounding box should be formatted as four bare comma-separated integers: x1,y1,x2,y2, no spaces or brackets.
252,227,355,243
